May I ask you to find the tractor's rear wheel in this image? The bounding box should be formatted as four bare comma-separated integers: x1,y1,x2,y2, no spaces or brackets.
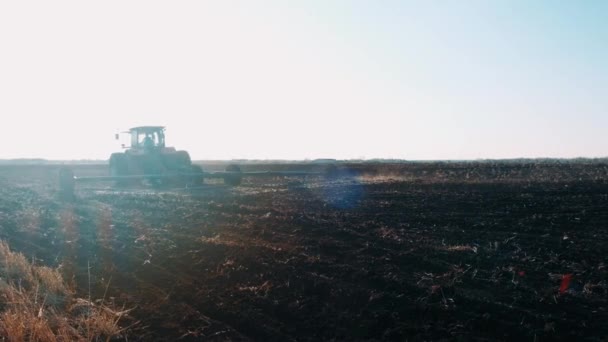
109,153,129,186
174,151,192,170
224,164,242,186
162,150,192,172
187,164,205,186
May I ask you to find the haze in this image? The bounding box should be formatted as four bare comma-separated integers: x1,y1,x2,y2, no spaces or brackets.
1,1,606,160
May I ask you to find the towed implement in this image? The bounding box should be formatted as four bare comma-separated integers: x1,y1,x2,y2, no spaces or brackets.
59,126,335,198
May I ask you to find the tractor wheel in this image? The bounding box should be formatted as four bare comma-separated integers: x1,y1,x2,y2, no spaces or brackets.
162,151,191,172
224,164,242,186
188,164,205,186
109,153,129,186
174,151,192,170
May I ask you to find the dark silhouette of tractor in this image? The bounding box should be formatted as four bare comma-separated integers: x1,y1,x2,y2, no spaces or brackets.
58,126,337,198
109,126,202,186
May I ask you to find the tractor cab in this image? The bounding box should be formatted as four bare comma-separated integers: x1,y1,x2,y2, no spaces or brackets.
124,126,166,151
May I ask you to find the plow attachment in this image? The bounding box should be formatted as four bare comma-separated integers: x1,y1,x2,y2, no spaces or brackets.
59,164,339,198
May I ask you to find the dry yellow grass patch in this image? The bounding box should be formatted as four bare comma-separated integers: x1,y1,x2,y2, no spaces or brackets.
0,241,132,341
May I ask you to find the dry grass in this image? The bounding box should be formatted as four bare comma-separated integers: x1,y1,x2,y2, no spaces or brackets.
0,241,132,341
0,242,35,285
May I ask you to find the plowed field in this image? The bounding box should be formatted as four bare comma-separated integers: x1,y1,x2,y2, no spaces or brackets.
0,162,607,341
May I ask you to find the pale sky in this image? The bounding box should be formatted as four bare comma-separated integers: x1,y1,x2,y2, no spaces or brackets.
0,1,606,160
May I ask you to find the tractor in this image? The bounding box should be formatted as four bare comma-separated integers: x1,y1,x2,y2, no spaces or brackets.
58,126,336,198
109,126,201,185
